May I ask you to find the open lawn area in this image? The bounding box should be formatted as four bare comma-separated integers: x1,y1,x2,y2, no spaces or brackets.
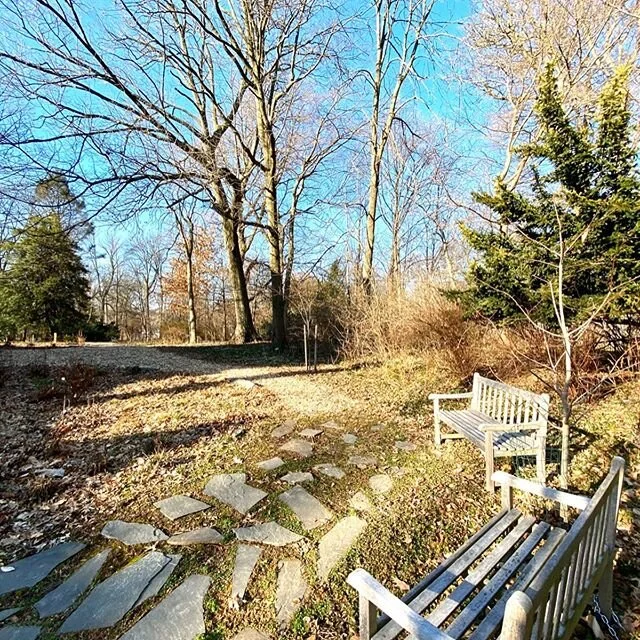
0,344,639,639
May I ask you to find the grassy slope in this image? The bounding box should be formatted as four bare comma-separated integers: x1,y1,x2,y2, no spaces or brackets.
0,348,638,638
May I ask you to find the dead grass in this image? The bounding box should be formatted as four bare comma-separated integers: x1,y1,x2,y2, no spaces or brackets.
0,349,638,638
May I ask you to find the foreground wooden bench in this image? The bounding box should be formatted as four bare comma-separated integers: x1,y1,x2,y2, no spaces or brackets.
429,374,551,490
348,457,624,640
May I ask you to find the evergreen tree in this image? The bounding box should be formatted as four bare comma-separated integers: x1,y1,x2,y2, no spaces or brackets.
0,177,90,339
460,65,640,326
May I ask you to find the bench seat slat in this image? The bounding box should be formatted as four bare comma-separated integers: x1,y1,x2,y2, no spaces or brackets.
467,527,567,640
439,410,538,452
373,509,522,640
426,515,537,628
444,521,552,639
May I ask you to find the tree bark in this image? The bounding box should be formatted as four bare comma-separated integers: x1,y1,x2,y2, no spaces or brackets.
221,216,257,343
185,244,197,344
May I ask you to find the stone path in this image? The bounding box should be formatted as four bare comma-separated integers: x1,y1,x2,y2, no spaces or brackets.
0,415,419,639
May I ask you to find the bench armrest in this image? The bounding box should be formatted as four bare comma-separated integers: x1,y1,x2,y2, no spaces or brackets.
492,472,590,511
347,569,454,640
428,392,473,401
479,421,546,433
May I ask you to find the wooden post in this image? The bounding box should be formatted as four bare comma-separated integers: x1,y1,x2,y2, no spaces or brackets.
433,398,441,447
313,324,318,372
303,324,308,370
53,332,57,344
485,431,495,491
501,482,513,510
502,591,533,640
359,595,378,640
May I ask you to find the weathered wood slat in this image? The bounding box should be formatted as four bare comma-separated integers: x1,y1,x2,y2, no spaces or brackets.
372,510,523,640
426,516,537,628
445,521,552,639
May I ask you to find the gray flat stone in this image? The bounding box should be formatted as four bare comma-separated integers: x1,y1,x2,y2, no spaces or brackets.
0,608,20,622
349,491,373,512
256,457,284,471
233,522,303,547
313,463,345,479
232,630,270,640
278,486,333,530
281,471,314,484
298,428,322,439
279,439,313,458
154,496,210,521
35,549,111,618
234,379,258,389
271,420,296,438
135,554,181,606
347,455,378,469
342,433,358,445
321,420,342,430
369,474,393,494
119,574,211,640
395,440,417,452
203,473,267,514
167,527,223,546
317,516,367,581
275,559,307,629
0,626,40,640
59,551,171,633
101,521,168,545
0,541,85,596
229,545,261,609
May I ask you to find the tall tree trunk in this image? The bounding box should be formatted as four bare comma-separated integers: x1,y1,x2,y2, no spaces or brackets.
222,216,257,343
362,146,381,294
185,246,197,344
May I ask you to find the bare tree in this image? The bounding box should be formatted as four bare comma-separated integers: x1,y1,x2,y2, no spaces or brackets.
360,0,436,292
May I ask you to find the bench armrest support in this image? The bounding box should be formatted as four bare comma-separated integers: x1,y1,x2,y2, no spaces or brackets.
347,569,454,640
492,472,590,511
479,421,546,434
428,392,473,401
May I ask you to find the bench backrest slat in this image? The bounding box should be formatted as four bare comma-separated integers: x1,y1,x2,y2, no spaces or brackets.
472,374,550,428
503,457,625,640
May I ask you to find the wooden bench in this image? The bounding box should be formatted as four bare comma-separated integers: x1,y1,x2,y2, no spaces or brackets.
347,457,624,640
429,374,551,490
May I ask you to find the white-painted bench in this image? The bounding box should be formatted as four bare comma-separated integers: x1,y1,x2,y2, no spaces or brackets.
429,374,551,490
347,457,624,640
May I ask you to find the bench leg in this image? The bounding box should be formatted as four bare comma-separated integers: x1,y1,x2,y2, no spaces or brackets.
485,433,494,491
359,594,377,639
433,398,441,447
598,552,615,618
536,435,546,483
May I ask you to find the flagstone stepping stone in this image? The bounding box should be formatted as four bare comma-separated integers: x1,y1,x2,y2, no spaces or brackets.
275,559,307,629
299,428,322,439
0,626,40,640
0,608,20,622
101,521,168,545
0,541,85,596
203,473,267,514
369,474,393,494
271,420,296,439
279,439,313,458
321,420,342,430
347,455,378,469
167,527,223,546
388,466,409,477
119,574,211,640
256,457,284,471
59,551,172,633
278,486,333,530
136,554,181,606
234,379,258,390
229,545,261,609
232,629,270,640
395,440,417,452
313,463,345,479
233,522,303,547
281,471,314,484
35,549,111,618
349,491,373,512
154,496,210,521
342,433,358,445
317,516,367,581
